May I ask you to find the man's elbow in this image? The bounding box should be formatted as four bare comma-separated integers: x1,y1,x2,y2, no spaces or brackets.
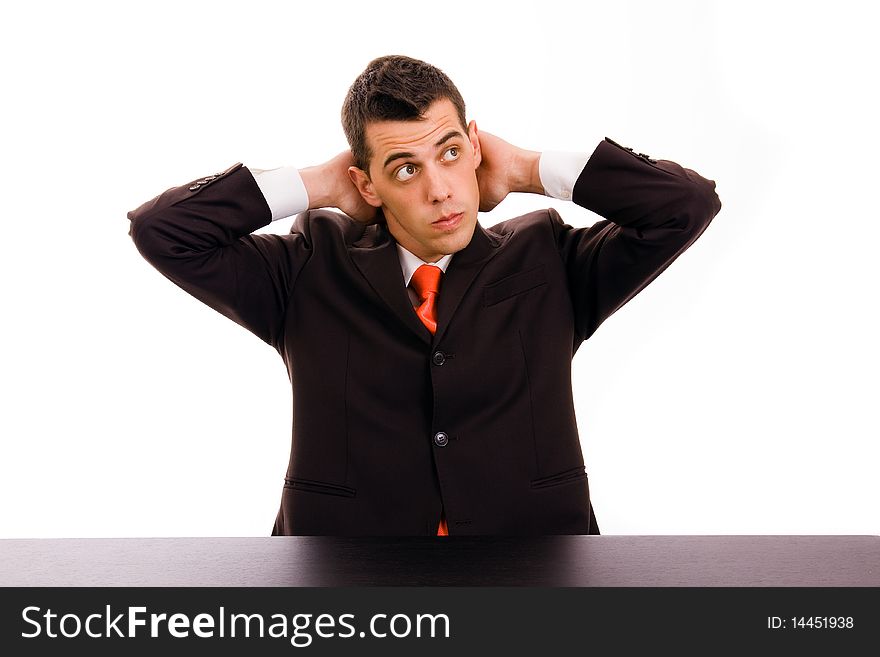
127,206,177,271
678,174,721,238
128,208,155,260
702,177,722,221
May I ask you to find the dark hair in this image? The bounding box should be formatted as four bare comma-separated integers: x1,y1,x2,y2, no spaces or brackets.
341,55,467,173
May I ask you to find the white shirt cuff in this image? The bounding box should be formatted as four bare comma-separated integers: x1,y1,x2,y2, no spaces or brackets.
248,166,310,221
538,151,591,201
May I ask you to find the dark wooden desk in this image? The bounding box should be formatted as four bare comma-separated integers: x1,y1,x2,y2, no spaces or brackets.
1,535,877,586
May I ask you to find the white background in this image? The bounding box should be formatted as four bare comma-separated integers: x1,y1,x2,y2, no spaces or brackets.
1,0,877,538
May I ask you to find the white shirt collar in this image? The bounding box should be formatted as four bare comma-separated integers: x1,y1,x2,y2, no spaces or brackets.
396,245,454,288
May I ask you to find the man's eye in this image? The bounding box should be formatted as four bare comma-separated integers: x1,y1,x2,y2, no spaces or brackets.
444,147,459,160
395,164,417,182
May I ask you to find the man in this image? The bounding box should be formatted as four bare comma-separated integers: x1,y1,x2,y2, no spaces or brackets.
128,55,721,536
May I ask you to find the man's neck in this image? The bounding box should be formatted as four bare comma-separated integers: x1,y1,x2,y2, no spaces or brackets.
396,244,454,288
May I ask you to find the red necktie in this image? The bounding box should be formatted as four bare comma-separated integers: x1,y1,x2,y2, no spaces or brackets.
409,265,448,536
410,264,442,335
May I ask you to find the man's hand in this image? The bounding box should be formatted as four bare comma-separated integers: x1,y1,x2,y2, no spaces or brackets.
476,130,544,212
299,151,379,224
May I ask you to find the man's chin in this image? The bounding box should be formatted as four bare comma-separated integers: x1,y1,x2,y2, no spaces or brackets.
439,218,477,255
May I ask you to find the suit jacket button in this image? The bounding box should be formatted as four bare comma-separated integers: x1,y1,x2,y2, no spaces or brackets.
433,431,449,447
432,351,446,366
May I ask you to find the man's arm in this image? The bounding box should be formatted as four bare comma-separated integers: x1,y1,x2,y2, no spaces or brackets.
476,131,722,342
127,153,373,349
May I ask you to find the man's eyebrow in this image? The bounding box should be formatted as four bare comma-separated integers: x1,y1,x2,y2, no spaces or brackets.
382,130,466,170
383,151,414,171
434,129,465,148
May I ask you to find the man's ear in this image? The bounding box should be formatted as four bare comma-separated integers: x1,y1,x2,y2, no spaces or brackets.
348,166,383,208
467,120,482,169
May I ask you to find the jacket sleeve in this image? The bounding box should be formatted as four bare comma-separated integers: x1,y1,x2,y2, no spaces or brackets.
127,163,311,350
552,137,722,343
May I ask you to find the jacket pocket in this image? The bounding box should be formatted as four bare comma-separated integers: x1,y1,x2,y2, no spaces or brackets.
530,465,587,490
284,476,357,498
483,265,547,307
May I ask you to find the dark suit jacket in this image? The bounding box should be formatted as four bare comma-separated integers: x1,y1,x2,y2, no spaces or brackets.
128,137,721,535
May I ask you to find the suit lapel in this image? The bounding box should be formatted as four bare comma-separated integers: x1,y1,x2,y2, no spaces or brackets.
349,223,433,345
433,223,502,344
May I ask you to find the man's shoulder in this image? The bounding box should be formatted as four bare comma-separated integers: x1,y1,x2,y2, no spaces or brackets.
485,207,566,241
289,208,384,248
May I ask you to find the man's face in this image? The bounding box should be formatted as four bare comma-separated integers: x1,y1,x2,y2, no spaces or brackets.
349,98,482,263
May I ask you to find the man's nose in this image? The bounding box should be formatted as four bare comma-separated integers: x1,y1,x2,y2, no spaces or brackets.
424,165,452,203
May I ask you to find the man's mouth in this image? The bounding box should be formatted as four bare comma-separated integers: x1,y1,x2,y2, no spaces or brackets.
432,212,463,230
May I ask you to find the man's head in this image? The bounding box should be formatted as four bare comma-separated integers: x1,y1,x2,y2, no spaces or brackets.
342,55,481,262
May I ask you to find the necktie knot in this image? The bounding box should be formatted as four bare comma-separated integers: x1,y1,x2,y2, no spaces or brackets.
410,264,442,302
